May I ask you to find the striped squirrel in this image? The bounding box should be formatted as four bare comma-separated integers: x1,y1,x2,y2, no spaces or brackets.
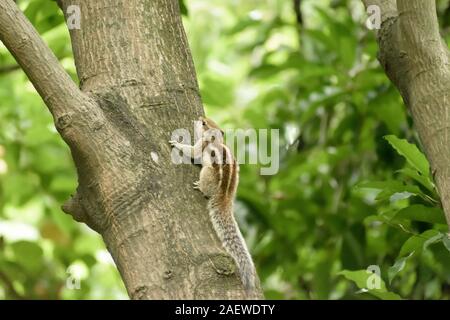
169,116,258,291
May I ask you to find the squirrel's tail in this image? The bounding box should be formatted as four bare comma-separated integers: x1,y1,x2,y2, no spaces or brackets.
209,203,258,291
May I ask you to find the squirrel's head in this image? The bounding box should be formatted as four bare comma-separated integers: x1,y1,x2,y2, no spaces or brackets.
198,116,224,143
199,116,224,136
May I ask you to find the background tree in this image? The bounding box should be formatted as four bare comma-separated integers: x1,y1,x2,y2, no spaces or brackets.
0,0,449,300
362,0,450,229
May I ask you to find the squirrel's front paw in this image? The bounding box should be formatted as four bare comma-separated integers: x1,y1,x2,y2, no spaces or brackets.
169,140,180,148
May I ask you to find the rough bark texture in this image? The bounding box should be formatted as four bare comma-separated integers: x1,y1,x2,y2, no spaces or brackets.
362,0,450,229
0,0,263,299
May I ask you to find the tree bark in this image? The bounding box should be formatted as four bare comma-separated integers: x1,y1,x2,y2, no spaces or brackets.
0,0,263,299
362,0,450,230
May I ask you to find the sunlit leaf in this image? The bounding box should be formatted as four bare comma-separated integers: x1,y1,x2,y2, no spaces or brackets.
393,205,447,225
339,270,402,300
384,135,430,178
388,252,414,284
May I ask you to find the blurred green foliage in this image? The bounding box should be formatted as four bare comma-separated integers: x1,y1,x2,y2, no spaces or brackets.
0,0,449,299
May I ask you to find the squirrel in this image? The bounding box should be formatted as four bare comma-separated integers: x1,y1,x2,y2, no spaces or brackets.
169,116,258,291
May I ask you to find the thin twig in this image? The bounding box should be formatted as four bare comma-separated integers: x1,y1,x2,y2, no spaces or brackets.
293,0,303,27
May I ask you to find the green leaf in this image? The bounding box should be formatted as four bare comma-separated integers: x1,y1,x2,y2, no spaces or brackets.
24,0,64,34
356,180,424,202
388,252,414,284
10,241,44,275
393,205,447,225
390,231,444,284
397,168,436,195
179,0,188,16
384,135,430,177
443,236,450,253
399,230,443,257
339,270,402,300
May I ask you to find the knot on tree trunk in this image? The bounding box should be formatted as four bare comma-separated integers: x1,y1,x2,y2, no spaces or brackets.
62,191,103,233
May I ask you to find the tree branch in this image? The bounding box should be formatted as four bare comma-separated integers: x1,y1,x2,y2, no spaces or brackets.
0,52,70,76
362,0,397,23
0,0,85,119
0,0,109,163
362,0,398,42
397,0,445,65
362,0,396,10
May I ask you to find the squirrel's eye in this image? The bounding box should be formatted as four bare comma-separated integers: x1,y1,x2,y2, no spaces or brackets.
202,121,206,126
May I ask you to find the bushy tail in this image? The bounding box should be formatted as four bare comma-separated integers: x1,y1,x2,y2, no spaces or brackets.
209,205,258,291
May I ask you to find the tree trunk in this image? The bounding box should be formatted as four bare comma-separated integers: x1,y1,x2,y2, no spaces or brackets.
0,0,263,299
362,0,450,230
